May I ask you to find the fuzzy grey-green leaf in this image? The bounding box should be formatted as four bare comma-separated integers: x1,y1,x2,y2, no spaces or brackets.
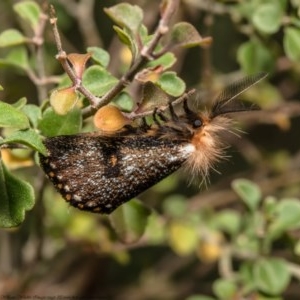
87,47,110,68
0,47,30,70
0,29,27,47
252,4,282,34
170,22,204,48
156,72,186,97
0,101,30,129
83,66,118,96
253,258,290,295
109,199,151,243
104,3,143,34
38,107,82,137
284,27,300,61
0,129,47,155
13,1,41,30
232,179,261,211
0,161,35,227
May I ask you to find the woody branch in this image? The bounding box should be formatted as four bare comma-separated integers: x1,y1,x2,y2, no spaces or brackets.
49,0,180,118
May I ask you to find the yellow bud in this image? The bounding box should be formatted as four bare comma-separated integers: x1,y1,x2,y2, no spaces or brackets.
50,87,78,115
196,231,224,263
1,149,33,170
94,105,130,132
168,221,198,256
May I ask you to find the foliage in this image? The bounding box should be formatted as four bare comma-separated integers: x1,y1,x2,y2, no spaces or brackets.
1,0,300,299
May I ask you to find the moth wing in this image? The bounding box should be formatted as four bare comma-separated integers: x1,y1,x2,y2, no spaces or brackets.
40,133,191,214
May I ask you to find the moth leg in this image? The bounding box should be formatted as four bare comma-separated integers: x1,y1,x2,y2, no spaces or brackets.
157,111,169,122
141,117,151,132
183,98,201,126
183,98,193,115
152,107,168,127
169,102,179,122
123,124,136,133
152,107,159,126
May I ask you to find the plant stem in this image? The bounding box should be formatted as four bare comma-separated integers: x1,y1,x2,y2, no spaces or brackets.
50,0,180,118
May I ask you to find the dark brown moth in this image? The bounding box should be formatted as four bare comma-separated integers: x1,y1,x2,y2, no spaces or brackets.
39,73,267,214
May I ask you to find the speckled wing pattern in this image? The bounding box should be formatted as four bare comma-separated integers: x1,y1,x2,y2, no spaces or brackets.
39,133,193,214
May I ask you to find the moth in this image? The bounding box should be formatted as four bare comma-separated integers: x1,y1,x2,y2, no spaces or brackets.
39,73,266,214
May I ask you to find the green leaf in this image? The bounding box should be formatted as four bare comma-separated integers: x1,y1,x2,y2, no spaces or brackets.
38,107,82,137
12,97,27,109
252,4,282,34
170,22,205,48
0,101,30,129
0,129,47,155
268,199,300,238
109,199,151,243
237,40,274,74
113,92,134,112
0,46,30,70
253,258,290,295
240,262,256,292
144,213,166,244
87,46,110,68
168,220,198,256
156,71,186,97
0,160,35,227
213,279,237,300
113,26,138,60
213,210,241,235
21,104,42,128
283,27,300,61
113,26,132,46
162,195,188,218
137,81,169,113
147,52,177,69
0,85,3,91
232,179,261,211
104,3,143,34
82,65,118,96
13,1,41,30
0,29,27,47
56,73,72,89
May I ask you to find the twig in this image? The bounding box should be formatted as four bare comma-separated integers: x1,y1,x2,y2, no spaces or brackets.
49,1,180,117
33,9,48,102
21,3,53,102
49,5,100,108
83,0,180,116
287,261,300,281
